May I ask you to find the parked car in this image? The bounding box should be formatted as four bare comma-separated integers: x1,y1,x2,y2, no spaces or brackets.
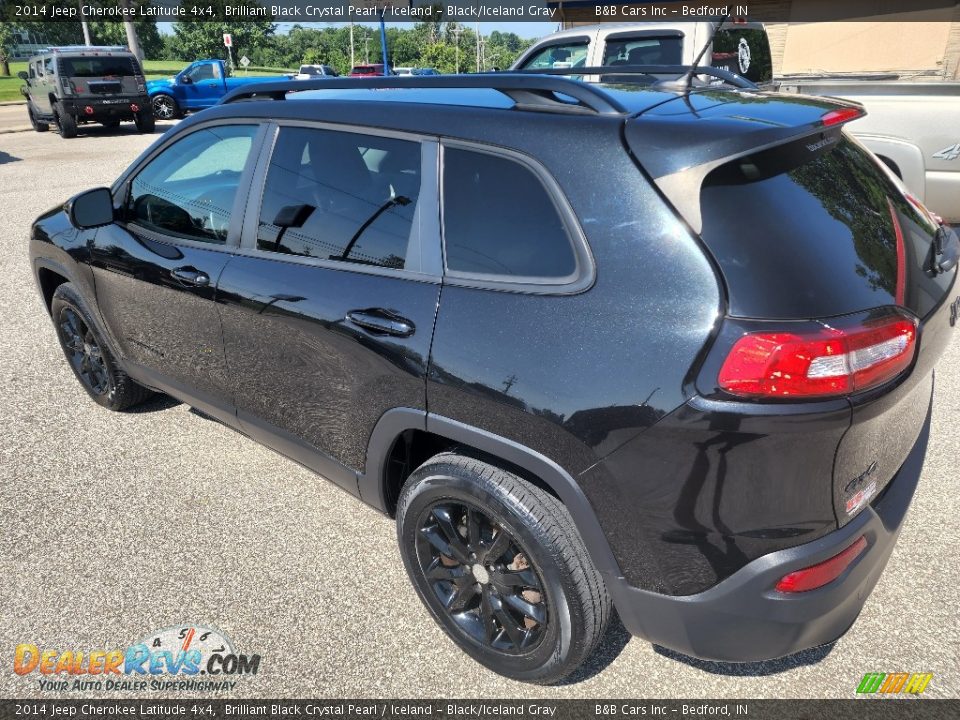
350,64,389,77
19,45,154,138
293,64,339,80
29,73,959,684
147,59,293,120
513,21,960,223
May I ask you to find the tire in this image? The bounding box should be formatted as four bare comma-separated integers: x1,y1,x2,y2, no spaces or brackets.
396,452,610,684
151,94,180,120
50,283,153,411
135,111,156,133
54,104,77,139
28,104,49,132
101,119,121,129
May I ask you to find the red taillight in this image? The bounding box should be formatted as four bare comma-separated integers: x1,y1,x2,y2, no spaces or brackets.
775,536,868,593
718,314,917,399
821,107,864,126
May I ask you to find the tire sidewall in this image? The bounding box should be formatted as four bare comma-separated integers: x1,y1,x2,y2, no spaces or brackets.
397,466,576,683
51,285,122,410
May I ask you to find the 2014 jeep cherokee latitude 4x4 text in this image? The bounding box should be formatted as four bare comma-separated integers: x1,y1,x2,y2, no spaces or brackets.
29,72,959,684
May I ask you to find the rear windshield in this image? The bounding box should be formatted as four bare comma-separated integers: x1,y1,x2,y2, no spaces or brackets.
699,135,951,319
58,57,139,77
602,34,683,66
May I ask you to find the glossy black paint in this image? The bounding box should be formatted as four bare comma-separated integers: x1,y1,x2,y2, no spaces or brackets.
28,79,957,655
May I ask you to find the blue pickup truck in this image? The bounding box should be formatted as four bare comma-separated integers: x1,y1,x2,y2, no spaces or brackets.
148,59,293,119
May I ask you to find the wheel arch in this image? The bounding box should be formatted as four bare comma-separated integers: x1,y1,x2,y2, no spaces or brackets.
33,259,73,315
359,408,624,579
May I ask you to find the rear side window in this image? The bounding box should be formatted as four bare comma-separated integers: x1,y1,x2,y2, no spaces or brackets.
442,148,576,280
602,34,683,66
256,127,422,270
519,39,589,70
128,125,258,244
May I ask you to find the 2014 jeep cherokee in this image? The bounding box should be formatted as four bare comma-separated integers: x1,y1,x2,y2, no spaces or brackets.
29,71,959,684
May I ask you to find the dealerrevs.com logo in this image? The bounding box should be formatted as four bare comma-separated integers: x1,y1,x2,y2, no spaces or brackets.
856,672,933,696
13,625,261,692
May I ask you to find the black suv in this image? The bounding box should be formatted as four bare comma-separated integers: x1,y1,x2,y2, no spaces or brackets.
19,46,155,138
29,72,958,684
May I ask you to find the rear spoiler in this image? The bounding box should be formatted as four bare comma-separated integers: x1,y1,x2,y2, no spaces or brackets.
626,93,866,234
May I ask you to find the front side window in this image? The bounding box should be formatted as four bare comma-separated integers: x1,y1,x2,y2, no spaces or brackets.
256,127,422,270
442,148,576,280
186,63,216,82
519,40,590,70
127,125,258,244
43,58,53,76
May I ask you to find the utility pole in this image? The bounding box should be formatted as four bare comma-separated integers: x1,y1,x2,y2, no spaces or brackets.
349,21,355,70
453,26,461,74
79,0,92,45
364,36,370,64
119,0,143,60
476,21,480,73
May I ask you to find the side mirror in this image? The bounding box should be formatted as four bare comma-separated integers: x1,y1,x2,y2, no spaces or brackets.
18,71,29,81
66,188,114,229
180,75,193,84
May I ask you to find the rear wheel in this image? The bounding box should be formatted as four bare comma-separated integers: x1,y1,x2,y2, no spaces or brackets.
54,104,77,139
151,94,179,120
396,452,610,684
51,283,153,411
28,104,49,132
135,111,156,133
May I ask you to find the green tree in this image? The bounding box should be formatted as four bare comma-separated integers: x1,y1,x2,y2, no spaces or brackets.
0,23,14,76
171,1,275,65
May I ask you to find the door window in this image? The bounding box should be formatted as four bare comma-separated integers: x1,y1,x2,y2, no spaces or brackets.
256,126,423,271
442,147,577,280
127,125,258,244
519,39,590,70
187,63,216,82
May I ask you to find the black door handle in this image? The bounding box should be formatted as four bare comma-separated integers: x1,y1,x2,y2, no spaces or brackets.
346,309,415,338
170,266,210,287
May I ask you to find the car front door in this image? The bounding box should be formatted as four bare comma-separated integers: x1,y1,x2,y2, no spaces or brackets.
180,63,221,109
216,123,442,495
90,122,267,422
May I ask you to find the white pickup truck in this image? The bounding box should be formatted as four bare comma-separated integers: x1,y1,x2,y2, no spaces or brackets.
513,22,960,222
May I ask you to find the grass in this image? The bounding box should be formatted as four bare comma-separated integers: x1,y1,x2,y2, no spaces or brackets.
0,59,296,102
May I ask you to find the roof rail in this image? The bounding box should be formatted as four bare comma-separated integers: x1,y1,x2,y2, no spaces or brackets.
219,74,629,116
517,66,759,90
47,45,130,53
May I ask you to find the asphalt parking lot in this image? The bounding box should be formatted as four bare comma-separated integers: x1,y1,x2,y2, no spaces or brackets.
0,124,958,700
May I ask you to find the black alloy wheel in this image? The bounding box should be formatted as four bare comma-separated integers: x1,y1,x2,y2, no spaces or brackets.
58,307,110,396
415,500,548,654
151,95,177,120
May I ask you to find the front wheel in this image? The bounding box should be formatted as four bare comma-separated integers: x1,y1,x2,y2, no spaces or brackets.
28,104,49,132
396,452,611,684
151,94,179,120
51,283,153,411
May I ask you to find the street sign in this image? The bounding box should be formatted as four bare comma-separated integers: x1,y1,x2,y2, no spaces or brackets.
223,34,232,48
239,56,251,68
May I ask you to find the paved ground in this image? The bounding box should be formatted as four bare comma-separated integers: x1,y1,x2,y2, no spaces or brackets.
0,126,958,700
0,103,29,133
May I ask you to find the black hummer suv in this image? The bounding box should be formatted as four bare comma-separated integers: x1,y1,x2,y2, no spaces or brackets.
29,70,959,684
20,46,155,138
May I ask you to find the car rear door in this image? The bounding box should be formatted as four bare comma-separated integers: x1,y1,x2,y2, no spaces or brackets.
216,122,442,495
91,121,269,423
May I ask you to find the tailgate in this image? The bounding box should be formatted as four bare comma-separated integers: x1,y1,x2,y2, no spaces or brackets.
625,87,960,524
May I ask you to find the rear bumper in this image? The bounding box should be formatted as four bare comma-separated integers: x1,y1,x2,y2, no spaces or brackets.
61,96,148,120
606,391,930,662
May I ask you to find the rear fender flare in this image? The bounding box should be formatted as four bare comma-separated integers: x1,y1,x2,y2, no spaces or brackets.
853,134,926,200
359,408,623,579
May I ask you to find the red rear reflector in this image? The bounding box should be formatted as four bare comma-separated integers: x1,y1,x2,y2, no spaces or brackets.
130,103,140,112
775,536,868,593
821,107,863,126
84,106,94,115
718,314,917,399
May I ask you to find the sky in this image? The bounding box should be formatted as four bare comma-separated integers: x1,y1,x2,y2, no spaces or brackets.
157,21,557,38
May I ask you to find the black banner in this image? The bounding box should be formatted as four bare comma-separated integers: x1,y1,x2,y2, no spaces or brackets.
0,700,958,720
2,0,959,24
